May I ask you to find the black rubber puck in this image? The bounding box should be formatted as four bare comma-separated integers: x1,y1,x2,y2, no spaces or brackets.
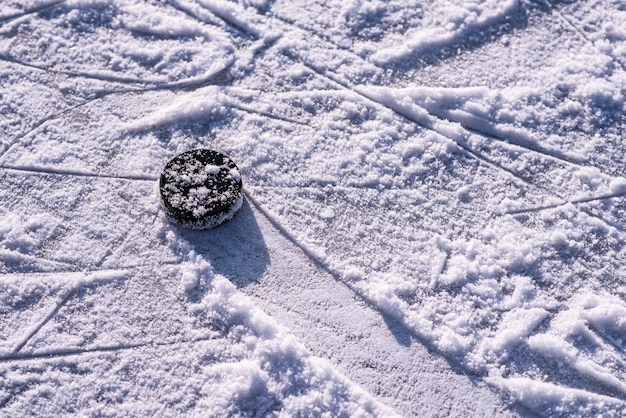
159,149,243,229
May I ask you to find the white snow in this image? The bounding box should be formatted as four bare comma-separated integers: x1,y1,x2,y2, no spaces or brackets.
124,86,230,133
2,0,626,416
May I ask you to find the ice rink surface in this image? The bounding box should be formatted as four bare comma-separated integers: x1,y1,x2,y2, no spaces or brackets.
1,1,626,416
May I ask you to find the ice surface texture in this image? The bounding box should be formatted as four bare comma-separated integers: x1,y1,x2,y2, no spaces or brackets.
1,0,626,417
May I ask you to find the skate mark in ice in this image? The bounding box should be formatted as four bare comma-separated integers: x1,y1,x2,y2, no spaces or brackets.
192,0,380,78
358,85,590,174
538,0,626,73
191,0,502,71
122,82,308,135
0,250,79,273
0,97,107,164
0,94,132,165
577,206,626,235
585,322,626,355
0,68,195,162
504,189,626,215
462,123,585,168
253,182,432,193
0,52,234,92
169,0,224,28
518,293,626,400
230,102,309,126
265,10,373,61
0,0,66,24
528,0,592,43
0,261,180,282
0,334,216,363
0,54,155,86
4,270,130,354
491,376,626,416
249,185,465,240
0,172,168,273
10,291,74,354
94,210,164,270
0,165,158,182
392,90,586,166
244,190,339,276
178,1,284,79
287,59,553,199
168,0,282,70
192,0,270,40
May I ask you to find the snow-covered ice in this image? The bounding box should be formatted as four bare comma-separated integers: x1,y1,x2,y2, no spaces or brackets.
1,0,626,416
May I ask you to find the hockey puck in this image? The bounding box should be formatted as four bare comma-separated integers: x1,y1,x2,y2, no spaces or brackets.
159,149,243,229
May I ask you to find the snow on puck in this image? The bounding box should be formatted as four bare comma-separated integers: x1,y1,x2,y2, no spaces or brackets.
159,149,243,229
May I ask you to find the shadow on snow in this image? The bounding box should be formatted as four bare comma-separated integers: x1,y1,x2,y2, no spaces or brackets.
177,199,271,288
